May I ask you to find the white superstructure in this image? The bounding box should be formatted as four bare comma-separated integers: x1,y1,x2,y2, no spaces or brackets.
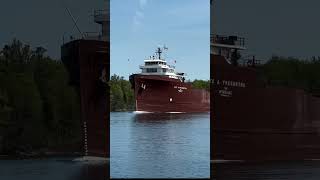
139,47,186,81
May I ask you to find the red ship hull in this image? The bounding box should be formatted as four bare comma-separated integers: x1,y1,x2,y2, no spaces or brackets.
129,74,210,113
211,54,320,161
62,40,109,158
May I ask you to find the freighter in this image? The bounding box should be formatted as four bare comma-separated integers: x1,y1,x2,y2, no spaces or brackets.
129,47,210,113
211,1,320,161
61,3,109,160
211,35,320,162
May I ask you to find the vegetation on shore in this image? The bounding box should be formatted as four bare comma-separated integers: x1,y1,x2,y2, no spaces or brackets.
257,56,320,93
0,39,211,155
110,74,135,112
0,39,81,156
191,79,210,90
2,38,320,157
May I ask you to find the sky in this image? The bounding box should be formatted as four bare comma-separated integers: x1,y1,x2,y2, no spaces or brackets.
212,0,320,61
3,0,320,74
111,0,210,81
0,0,104,60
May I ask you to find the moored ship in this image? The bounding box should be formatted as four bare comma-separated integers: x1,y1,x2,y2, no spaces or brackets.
129,46,210,113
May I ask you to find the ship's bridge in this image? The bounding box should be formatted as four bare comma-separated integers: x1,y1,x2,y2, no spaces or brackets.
138,47,185,81
211,34,246,64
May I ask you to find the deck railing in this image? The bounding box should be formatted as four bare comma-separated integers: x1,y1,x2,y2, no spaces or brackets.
211,34,245,48
62,32,104,44
94,10,109,23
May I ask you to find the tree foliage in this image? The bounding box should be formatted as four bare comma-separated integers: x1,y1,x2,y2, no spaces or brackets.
258,56,320,93
191,79,210,90
0,39,81,155
110,74,134,111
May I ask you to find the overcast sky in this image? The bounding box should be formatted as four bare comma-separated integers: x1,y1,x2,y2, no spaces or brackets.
212,0,320,61
0,0,104,59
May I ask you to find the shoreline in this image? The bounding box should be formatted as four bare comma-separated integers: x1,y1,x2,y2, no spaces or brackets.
0,151,83,160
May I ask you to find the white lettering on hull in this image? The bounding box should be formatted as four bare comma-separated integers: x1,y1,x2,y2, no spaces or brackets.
174,85,187,93
174,86,187,89
169,75,179,79
218,87,232,98
211,79,246,88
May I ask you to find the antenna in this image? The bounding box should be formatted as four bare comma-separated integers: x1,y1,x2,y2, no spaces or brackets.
65,7,84,38
163,44,168,50
155,44,169,60
61,0,84,39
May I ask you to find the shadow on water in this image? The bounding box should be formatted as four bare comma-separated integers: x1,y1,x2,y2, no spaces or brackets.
211,161,320,180
71,162,109,180
76,163,110,180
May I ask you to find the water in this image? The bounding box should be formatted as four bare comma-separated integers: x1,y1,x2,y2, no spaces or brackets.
110,112,210,178
212,161,320,179
0,158,109,180
2,158,320,179
3,112,320,179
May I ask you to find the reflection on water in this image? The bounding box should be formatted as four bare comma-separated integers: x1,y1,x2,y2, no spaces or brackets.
111,112,210,178
73,161,109,180
212,161,320,180
133,112,199,122
0,158,109,180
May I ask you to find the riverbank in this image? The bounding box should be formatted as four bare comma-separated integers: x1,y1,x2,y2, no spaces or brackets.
0,151,83,160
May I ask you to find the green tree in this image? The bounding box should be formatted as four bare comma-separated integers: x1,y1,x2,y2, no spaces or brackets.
0,39,81,155
110,74,135,111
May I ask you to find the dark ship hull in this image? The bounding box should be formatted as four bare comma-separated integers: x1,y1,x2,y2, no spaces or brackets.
62,39,109,158
129,74,210,113
211,54,320,161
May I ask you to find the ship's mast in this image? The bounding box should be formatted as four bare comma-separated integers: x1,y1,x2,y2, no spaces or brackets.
211,0,215,36
94,0,109,41
155,45,168,60
211,0,245,65
156,47,162,59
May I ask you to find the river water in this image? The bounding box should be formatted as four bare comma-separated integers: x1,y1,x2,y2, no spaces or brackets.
212,160,320,180
0,157,109,180
3,112,320,179
110,112,210,178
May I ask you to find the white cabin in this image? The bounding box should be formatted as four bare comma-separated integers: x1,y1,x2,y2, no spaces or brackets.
139,47,186,81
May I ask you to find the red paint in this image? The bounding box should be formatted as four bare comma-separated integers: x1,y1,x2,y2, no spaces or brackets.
62,40,109,158
130,74,210,113
211,54,320,161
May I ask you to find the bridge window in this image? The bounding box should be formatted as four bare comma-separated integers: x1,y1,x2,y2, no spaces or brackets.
147,68,157,73
145,62,160,65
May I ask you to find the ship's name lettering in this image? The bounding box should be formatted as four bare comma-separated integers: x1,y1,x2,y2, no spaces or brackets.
169,75,178,79
211,79,246,88
174,86,187,90
219,89,232,97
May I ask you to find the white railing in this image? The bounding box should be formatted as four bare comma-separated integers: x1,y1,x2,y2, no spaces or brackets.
168,65,175,69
